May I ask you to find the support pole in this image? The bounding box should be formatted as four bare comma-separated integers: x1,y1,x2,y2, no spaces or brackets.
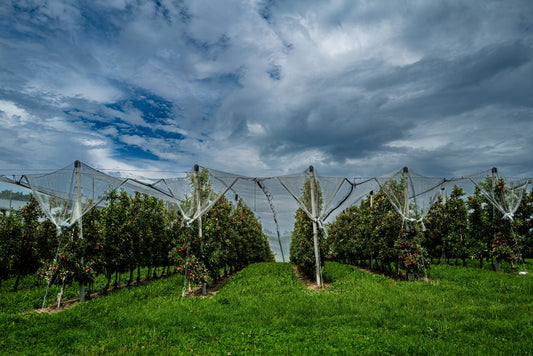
402,167,409,218
74,160,85,302
194,165,206,295
492,167,499,272
309,166,323,288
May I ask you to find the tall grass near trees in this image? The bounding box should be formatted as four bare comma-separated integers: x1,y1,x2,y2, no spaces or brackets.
1,261,532,354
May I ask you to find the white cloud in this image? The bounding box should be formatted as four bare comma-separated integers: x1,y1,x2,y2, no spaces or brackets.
25,71,123,104
0,100,32,126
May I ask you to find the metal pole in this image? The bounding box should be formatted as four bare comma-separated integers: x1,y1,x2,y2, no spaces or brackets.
309,166,323,288
75,160,85,302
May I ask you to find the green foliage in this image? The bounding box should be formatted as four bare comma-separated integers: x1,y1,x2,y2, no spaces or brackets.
328,177,531,274
326,205,360,264
424,180,530,271
1,171,274,300
445,186,470,266
229,199,275,270
0,212,24,285
424,199,448,261
514,189,533,258
172,169,274,285
290,208,325,279
100,190,132,282
328,185,429,279
0,197,54,290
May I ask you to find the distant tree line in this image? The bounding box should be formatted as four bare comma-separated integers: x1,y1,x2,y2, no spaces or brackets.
0,189,31,202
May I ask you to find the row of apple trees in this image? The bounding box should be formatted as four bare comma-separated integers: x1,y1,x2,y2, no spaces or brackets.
326,179,533,278
0,173,274,292
289,177,428,281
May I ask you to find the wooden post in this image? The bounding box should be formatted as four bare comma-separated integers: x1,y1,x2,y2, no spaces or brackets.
309,166,323,288
75,160,85,302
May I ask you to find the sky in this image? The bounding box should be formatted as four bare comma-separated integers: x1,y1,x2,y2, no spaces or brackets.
1,0,532,180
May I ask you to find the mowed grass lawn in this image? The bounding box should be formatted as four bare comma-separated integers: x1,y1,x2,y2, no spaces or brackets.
1,261,532,355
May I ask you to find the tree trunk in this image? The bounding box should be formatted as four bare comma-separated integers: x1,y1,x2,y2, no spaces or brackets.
113,271,119,288
13,274,21,291
57,279,66,308
104,272,111,291
128,269,134,286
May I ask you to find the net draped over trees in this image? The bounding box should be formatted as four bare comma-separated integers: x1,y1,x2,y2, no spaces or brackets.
1,161,532,301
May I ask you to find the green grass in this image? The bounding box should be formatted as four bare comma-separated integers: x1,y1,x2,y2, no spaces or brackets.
0,268,163,314
1,262,532,355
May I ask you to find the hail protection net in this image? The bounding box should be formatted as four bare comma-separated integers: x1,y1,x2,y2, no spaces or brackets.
276,167,382,233
321,177,382,222
226,175,300,262
467,169,530,221
208,168,387,262
151,166,240,225
21,161,127,230
375,168,446,229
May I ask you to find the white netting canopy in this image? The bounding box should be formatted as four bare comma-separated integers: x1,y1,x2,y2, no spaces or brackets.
466,168,530,221
20,161,127,230
375,167,446,229
2,161,531,263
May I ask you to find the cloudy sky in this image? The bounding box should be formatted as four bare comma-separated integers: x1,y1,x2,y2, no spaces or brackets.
1,0,532,179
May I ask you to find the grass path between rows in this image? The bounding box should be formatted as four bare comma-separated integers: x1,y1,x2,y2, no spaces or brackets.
1,261,532,355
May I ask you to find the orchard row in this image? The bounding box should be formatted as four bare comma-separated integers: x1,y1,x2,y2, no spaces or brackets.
0,189,274,294
324,183,533,279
